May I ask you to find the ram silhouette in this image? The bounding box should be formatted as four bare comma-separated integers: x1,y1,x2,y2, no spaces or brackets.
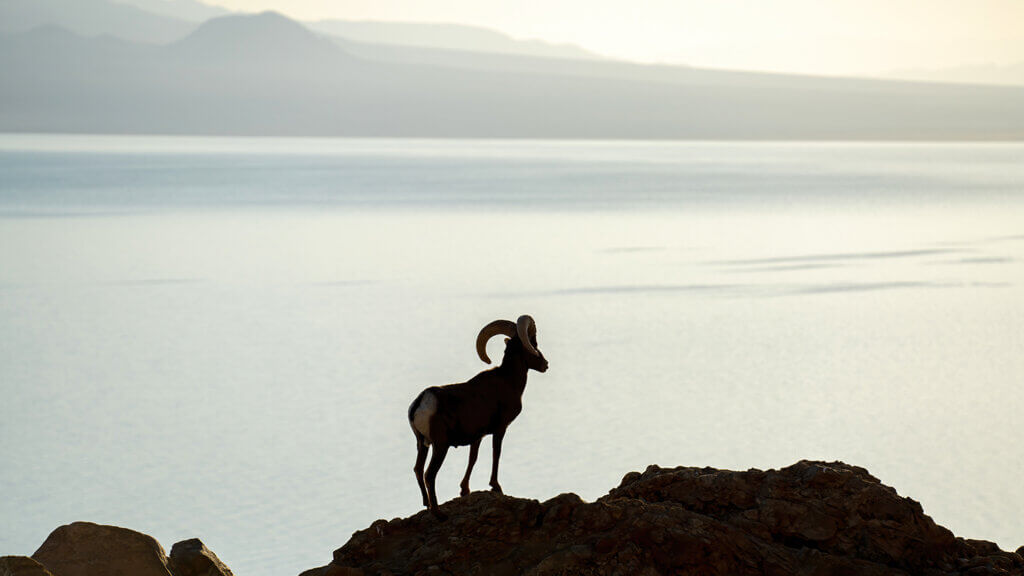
408,315,548,518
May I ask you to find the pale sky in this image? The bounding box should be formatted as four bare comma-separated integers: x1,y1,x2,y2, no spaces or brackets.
202,0,1024,77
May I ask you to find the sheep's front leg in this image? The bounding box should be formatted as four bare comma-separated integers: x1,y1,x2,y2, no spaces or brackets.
460,438,481,497
489,429,505,494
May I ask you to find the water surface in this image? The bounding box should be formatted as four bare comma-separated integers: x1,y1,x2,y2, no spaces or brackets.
1,135,1022,575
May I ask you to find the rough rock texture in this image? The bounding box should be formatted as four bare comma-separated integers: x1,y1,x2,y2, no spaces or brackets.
0,556,55,576
168,539,235,576
32,522,174,576
313,461,1023,576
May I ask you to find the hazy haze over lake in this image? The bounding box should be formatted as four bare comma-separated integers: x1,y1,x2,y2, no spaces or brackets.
1,135,1022,575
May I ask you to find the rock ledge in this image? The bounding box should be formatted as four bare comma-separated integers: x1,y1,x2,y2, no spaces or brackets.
310,460,1023,576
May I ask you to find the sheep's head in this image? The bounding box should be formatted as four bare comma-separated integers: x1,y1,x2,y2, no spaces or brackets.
476,315,548,373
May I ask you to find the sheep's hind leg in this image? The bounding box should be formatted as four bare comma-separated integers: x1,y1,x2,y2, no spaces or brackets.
460,438,481,497
425,443,450,520
413,437,429,507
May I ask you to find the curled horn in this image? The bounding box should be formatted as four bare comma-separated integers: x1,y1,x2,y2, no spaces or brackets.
476,319,517,364
517,315,540,357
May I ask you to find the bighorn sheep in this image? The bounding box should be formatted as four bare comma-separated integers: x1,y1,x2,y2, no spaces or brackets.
408,315,548,518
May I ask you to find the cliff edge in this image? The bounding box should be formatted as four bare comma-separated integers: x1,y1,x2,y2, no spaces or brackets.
306,460,1023,576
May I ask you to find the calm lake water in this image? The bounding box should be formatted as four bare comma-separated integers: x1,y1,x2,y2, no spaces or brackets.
1,135,1022,575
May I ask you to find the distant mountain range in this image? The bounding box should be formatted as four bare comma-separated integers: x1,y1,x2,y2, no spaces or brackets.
0,0,604,58
306,19,602,61
884,62,1024,87
111,0,229,22
1,0,1022,139
0,0,194,44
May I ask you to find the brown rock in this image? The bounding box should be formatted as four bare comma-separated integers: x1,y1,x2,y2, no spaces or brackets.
322,566,363,576
0,556,55,576
167,539,234,576
302,460,1022,576
32,522,173,576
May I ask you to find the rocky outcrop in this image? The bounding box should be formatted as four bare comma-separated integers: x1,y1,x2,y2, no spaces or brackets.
32,522,174,576
0,556,55,576
28,523,232,576
312,461,1023,576
16,461,1022,576
168,539,234,576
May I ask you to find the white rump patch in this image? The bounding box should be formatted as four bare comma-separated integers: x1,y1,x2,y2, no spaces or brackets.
412,391,437,445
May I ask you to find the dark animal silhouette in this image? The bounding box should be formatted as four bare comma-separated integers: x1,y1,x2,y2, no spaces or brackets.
408,315,548,518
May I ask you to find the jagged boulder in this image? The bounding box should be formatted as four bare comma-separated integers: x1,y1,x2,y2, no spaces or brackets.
317,461,1024,576
168,539,234,576
0,556,55,576
31,522,174,576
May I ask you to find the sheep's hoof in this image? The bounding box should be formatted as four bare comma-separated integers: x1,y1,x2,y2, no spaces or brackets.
460,486,470,497
430,508,448,521
490,484,503,494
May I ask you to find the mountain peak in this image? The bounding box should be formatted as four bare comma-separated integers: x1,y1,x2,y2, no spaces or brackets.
172,10,340,60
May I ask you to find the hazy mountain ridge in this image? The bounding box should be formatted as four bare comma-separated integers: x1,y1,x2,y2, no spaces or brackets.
0,0,194,44
330,36,982,92
885,62,1024,87
1,9,1022,139
307,19,604,62
0,0,604,63
171,11,343,63
111,0,229,22
3,0,1021,88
